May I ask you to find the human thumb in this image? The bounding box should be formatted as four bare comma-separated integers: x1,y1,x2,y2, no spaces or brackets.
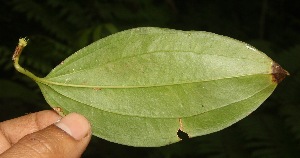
1,113,91,158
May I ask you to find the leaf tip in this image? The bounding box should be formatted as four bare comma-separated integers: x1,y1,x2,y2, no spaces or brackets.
271,62,289,84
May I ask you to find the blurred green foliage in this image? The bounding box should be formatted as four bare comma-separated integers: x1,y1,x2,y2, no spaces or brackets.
0,0,299,157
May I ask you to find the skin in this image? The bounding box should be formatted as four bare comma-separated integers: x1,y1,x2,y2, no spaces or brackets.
0,110,91,158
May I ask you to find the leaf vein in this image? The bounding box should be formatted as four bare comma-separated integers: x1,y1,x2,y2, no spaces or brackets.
41,81,273,119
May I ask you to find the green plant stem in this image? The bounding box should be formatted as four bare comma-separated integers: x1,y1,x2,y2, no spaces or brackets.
13,57,41,81
13,38,42,82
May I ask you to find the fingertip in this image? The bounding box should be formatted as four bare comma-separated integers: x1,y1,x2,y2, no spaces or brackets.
55,113,91,140
0,110,62,146
1,113,91,158
35,110,62,127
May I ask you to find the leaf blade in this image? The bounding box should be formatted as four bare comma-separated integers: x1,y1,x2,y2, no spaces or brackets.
17,27,288,146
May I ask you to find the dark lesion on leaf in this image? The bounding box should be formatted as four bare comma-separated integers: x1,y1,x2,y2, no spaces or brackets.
271,62,289,83
177,118,189,140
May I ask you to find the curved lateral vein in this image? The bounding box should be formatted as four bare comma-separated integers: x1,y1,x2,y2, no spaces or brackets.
47,49,269,80
50,35,128,76
185,83,274,118
49,31,176,76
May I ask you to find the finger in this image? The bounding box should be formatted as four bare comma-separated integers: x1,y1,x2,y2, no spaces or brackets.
0,110,61,153
0,113,91,158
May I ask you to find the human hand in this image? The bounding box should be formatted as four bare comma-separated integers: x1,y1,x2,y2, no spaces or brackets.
0,110,91,158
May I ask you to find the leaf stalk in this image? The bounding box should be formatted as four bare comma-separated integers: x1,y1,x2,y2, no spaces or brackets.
12,38,41,82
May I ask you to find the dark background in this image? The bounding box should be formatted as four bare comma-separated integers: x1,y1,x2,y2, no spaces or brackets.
1,0,299,157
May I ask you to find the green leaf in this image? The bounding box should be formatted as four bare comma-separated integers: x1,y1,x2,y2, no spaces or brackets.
13,28,288,147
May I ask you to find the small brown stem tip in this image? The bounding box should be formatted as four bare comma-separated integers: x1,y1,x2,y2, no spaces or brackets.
12,38,28,61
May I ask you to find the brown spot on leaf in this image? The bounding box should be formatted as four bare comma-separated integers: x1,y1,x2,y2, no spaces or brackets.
81,81,88,85
53,107,63,113
93,87,102,91
179,118,183,131
271,62,289,83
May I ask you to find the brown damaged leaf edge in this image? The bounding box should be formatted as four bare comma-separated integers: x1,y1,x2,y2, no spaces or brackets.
177,118,189,140
271,62,290,83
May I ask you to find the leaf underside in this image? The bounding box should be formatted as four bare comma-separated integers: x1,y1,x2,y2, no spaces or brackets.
35,27,277,147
